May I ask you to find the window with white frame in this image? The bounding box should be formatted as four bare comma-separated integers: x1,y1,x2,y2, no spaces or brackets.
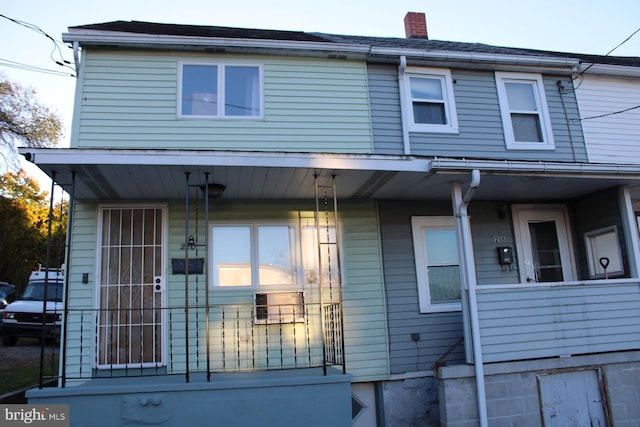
495,72,554,149
404,67,458,133
411,216,461,313
179,63,262,118
210,221,338,288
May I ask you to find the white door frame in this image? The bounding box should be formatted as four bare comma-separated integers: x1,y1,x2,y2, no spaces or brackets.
512,204,577,284
95,204,168,368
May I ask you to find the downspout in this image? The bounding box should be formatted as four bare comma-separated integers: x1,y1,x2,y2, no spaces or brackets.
72,41,80,77
452,169,488,427
398,56,411,155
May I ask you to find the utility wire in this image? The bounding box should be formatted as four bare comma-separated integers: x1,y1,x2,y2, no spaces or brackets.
573,26,640,86
579,104,640,121
570,26,640,122
0,13,75,74
605,27,640,56
0,59,75,77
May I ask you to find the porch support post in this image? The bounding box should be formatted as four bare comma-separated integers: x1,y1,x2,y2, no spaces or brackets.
619,186,640,278
452,169,488,427
61,172,75,388
39,172,57,389
184,172,191,383
204,173,211,381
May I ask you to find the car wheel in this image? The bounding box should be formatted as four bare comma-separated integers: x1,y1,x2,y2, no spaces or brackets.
2,335,17,346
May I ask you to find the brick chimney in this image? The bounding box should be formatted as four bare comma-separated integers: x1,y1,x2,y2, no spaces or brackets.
404,12,428,39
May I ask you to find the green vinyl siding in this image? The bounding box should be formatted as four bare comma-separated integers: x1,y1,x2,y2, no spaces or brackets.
73,50,373,153
166,200,388,380
63,199,387,381
63,201,98,380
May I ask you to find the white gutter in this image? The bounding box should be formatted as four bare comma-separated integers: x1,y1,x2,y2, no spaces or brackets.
20,148,640,178
398,56,411,155
62,29,580,71
452,170,488,427
370,46,579,70
62,30,372,57
429,157,640,177
577,63,640,79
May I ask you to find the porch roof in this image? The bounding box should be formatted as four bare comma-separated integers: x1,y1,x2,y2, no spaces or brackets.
19,148,640,202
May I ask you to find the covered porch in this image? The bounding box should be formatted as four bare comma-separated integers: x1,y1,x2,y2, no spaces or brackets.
20,147,640,426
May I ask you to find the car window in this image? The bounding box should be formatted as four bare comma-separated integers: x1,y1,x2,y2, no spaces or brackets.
21,282,63,302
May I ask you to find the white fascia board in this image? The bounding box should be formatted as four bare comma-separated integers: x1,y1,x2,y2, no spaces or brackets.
371,47,579,71
61,30,371,57
577,63,640,78
18,148,432,173
430,157,640,178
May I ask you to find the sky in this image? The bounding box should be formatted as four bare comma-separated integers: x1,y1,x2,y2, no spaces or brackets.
1,0,639,188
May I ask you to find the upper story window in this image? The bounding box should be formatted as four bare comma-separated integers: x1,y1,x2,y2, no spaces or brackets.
210,221,339,289
411,216,461,313
404,67,458,133
179,63,263,118
495,72,554,150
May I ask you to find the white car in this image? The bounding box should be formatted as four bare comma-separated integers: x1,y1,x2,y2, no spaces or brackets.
2,271,64,347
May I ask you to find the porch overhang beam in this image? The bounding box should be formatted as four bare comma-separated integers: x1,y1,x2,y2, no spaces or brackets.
19,148,433,173
429,157,640,180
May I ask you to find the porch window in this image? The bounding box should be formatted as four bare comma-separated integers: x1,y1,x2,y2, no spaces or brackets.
403,67,458,133
411,216,462,313
495,72,555,150
179,63,262,118
211,221,338,288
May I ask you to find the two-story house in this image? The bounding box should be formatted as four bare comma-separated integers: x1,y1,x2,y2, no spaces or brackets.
21,13,640,427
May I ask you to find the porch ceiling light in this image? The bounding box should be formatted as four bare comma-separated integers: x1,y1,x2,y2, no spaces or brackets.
201,183,226,199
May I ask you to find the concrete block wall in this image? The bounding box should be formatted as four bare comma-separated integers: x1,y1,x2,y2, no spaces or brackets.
437,351,640,426
382,376,440,427
606,361,640,426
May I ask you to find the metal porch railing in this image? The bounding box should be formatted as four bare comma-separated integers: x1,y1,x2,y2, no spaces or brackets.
60,302,344,381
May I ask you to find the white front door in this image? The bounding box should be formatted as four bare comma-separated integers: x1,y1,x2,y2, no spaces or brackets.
97,206,165,368
513,205,576,283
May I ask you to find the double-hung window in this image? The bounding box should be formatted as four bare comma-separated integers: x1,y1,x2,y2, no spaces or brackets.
411,216,461,313
179,63,263,118
404,67,458,133
210,221,338,288
495,72,554,149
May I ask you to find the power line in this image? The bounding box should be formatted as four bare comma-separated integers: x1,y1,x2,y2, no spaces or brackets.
0,59,75,77
0,13,75,74
579,104,640,121
573,26,640,87
605,27,640,56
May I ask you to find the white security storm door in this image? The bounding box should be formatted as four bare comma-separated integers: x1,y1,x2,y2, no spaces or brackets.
97,206,165,368
513,206,576,283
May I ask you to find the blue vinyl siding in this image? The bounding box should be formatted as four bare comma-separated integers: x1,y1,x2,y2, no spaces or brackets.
379,200,522,374
477,280,640,363
570,187,629,280
368,65,588,161
378,200,465,373
73,50,373,153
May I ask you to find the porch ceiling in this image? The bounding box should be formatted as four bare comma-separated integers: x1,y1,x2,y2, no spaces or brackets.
21,148,640,202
